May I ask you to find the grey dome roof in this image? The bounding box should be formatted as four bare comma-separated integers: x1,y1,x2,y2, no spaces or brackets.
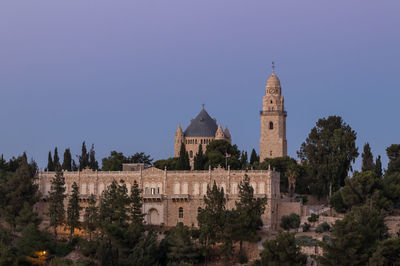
184,108,218,137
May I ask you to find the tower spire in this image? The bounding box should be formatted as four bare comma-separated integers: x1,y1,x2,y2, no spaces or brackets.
271,61,275,74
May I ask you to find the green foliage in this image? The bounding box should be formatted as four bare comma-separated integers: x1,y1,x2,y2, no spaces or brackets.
0,240,16,265
126,231,160,266
204,140,241,169
250,149,259,165
386,144,400,174
302,223,311,232
66,182,82,240
382,172,400,209
88,144,99,170
362,143,375,172
48,170,66,238
307,213,319,223
16,223,50,258
177,143,190,170
83,195,99,240
47,151,54,171
280,213,300,230
368,237,400,266
103,151,154,171
154,157,179,170
53,147,61,171
193,144,205,170
315,222,330,233
296,235,318,246
165,222,200,264
259,232,307,266
130,180,145,227
375,155,383,178
79,141,89,170
239,151,248,170
62,148,72,171
16,202,41,232
319,205,388,266
297,116,359,198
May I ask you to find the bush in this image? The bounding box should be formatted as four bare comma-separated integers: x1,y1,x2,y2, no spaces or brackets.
307,213,319,223
296,236,318,246
302,223,311,232
316,222,330,233
280,213,301,230
79,239,98,258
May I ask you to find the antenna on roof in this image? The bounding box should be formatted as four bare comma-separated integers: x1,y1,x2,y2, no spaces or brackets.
272,61,275,74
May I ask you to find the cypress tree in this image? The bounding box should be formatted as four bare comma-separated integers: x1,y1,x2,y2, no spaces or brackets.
66,182,82,241
362,143,375,172
240,151,248,169
53,147,61,171
47,151,54,171
177,143,190,170
83,194,98,240
79,141,89,170
48,170,66,238
89,144,99,170
250,149,259,165
130,181,145,227
62,148,72,171
194,145,205,170
375,155,383,178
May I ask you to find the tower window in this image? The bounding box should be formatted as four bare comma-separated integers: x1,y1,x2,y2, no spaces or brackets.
179,207,183,218
190,150,193,158
269,122,274,130
270,100,273,104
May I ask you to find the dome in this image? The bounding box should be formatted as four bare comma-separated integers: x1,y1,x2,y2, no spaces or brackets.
266,73,281,88
183,108,218,137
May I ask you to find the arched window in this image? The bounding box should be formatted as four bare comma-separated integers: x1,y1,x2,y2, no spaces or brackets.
179,207,183,218
269,121,274,130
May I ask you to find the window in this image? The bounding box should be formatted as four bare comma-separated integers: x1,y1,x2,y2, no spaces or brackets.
151,188,155,195
270,100,273,104
198,207,202,217
190,150,193,158
179,207,183,218
269,122,274,130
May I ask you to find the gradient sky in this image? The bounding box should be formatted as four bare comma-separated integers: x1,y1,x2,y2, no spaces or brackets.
1,0,399,171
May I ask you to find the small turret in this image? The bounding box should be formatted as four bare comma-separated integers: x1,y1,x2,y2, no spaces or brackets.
215,124,225,140
174,124,184,157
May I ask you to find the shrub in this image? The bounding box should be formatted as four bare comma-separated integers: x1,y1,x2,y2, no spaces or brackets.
307,213,319,223
296,236,318,246
280,213,301,230
316,222,330,233
302,223,311,232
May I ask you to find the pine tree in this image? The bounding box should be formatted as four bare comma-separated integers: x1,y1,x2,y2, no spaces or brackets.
83,194,98,240
66,182,82,240
194,145,205,170
197,182,226,264
362,143,375,172
62,148,72,171
250,149,259,165
47,151,54,171
240,151,248,169
166,222,200,264
53,147,61,171
89,144,99,170
375,155,383,178
2,157,39,230
79,141,89,170
48,170,66,238
15,202,41,232
130,181,145,227
177,143,190,170
233,174,267,257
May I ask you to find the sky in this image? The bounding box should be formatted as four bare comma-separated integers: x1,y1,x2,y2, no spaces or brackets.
0,0,399,171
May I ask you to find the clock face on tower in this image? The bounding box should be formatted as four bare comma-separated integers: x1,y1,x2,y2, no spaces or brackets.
268,88,278,94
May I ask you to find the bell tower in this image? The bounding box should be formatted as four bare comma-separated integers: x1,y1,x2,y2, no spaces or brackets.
259,62,287,162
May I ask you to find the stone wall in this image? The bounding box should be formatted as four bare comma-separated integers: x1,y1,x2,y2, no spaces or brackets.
36,166,281,229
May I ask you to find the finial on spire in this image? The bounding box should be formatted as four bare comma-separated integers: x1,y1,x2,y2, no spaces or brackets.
272,61,275,74
202,103,205,109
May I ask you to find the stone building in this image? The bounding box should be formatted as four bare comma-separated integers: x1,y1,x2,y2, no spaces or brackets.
259,66,287,162
36,166,281,229
174,107,231,167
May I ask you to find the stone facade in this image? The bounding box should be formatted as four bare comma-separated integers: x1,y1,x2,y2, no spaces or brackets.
259,70,287,162
36,166,281,229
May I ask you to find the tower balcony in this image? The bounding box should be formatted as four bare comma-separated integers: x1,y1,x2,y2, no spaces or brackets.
260,110,287,116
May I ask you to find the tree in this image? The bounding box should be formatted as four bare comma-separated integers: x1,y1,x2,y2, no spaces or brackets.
362,143,375,172
204,140,241,170
233,174,267,257
386,144,400,174
53,147,61,171
79,141,89,170
83,194,99,240
62,148,72,171
130,181,145,227
319,205,388,266
47,151,54,171
375,155,383,178
258,232,307,266
298,116,359,198
280,213,301,231
177,143,190,170
16,202,41,232
48,170,66,238
194,144,205,170
102,151,125,171
197,182,226,264
369,237,400,266
66,182,82,240
126,152,153,168
89,144,99,170
1,157,39,230
165,222,200,264
250,149,259,165
154,157,179,170
240,151,248,170
382,172,400,210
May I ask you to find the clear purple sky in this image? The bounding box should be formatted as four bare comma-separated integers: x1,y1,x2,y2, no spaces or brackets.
1,0,399,171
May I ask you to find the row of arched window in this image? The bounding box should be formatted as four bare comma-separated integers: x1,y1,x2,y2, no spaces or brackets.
173,181,267,195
